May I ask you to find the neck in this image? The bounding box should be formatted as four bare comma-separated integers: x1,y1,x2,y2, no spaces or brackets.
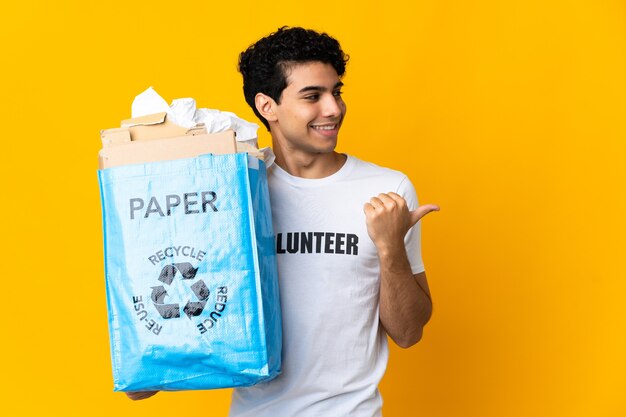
272,145,346,179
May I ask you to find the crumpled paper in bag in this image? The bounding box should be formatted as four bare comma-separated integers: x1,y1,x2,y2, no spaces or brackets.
132,87,260,147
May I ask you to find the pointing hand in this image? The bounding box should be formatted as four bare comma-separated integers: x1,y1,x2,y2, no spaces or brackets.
364,192,439,251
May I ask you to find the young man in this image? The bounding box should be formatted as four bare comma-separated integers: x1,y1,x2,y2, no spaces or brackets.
127,27,437,415
229,27,438,417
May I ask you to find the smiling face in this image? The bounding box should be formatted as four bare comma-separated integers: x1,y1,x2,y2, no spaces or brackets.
268,61,347,159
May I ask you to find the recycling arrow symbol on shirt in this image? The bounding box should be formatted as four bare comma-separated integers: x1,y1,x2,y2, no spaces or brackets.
151,263,210,319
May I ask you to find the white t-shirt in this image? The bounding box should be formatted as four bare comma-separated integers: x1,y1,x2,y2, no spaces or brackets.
229,155,424,417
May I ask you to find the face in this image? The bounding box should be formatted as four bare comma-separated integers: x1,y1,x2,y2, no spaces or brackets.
269,61,346,157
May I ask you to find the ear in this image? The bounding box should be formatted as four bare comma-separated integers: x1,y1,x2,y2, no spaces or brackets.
255,93,278,123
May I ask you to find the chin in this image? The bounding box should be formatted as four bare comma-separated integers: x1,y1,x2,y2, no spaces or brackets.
314,141,338,154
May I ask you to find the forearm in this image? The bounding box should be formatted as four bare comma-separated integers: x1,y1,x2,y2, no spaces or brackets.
378,245,432,348
363,190,437,348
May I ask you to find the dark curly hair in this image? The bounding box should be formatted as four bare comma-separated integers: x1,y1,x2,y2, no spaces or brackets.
238,26,349,131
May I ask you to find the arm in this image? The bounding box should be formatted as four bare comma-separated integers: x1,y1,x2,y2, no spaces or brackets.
364,192,438,348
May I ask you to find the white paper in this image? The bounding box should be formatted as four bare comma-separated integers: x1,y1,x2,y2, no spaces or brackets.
131,87,262,146
169,98,198,129
131,87,171,118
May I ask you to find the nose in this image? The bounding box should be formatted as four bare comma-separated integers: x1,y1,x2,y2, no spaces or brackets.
321,93,343,118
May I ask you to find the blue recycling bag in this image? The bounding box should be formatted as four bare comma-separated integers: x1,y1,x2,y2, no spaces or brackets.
98,153,281,391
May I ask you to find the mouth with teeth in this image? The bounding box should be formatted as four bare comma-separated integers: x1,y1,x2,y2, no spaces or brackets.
309,123,340,137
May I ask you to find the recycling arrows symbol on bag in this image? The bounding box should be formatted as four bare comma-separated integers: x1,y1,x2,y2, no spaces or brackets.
151,263,209,319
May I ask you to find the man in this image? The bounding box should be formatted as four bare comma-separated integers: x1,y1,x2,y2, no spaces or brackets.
128,27,437,416
230,27,437,416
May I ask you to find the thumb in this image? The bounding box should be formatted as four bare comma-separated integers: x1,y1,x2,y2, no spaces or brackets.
409,204,440,227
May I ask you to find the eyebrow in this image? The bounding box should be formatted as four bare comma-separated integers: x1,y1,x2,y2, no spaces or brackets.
298,81,344,94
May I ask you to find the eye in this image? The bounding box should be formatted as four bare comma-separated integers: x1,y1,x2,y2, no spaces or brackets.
304,94,319,101
333,90,343,98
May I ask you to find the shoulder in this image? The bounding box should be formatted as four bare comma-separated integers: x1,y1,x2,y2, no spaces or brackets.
347,155,407,179
346,155,418,207
346,155,411,189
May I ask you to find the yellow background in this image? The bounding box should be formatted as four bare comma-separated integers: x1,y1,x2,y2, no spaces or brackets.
1,1,625,416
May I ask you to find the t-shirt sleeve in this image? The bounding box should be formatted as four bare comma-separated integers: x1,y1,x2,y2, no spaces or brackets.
396,176,425,274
